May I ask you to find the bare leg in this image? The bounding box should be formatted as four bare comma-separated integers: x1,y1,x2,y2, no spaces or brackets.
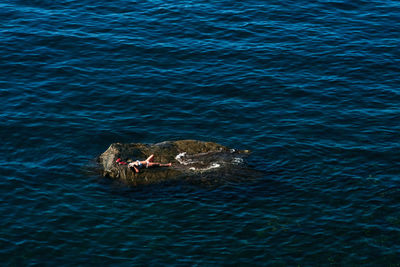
146,154,154,162
160,163,172,167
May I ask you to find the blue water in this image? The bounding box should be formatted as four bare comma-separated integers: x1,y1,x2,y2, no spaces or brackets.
1,0,400,265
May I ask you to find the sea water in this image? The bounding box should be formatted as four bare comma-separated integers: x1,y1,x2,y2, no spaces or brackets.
1,0,400,265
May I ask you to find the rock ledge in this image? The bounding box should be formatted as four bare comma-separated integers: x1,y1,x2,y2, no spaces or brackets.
98,140,251,186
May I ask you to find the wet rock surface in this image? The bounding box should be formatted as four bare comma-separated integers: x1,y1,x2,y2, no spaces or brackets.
98,140,253,186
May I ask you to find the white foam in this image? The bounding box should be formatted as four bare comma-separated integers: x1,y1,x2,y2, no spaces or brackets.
210,163,221,169
232,157,243,164
202,163,220,171
175,152,187,165
176,152,222,171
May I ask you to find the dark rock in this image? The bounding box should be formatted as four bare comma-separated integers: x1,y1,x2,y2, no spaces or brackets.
97,140,252,186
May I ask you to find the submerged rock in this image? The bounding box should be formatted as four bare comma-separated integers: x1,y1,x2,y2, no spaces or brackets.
97,140,252,186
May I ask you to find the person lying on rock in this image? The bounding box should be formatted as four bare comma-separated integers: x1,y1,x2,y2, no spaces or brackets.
116,154,172,173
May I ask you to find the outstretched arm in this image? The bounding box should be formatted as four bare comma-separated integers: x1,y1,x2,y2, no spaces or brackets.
128,162,140,173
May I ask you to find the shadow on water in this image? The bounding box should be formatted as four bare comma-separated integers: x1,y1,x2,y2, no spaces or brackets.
83,155,296,205
79,144,297,204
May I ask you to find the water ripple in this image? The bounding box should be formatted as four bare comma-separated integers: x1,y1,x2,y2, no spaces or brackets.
1,0,400,265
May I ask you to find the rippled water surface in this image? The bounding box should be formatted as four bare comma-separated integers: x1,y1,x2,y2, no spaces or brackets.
1,0,400,265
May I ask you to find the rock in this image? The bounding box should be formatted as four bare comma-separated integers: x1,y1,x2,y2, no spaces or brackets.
97,140,252,186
